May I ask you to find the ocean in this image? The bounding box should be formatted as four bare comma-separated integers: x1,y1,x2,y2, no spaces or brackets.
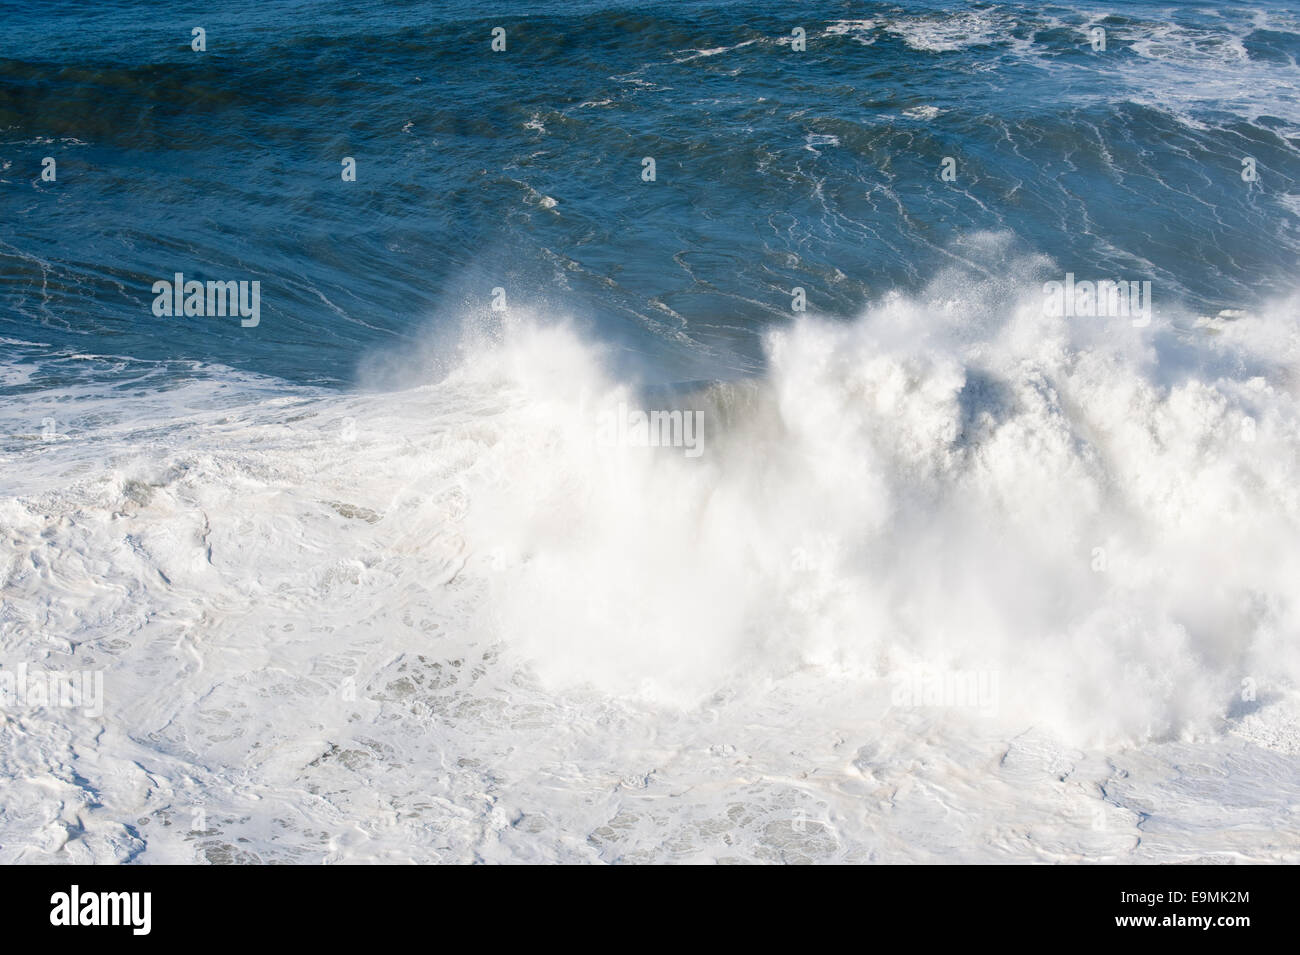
2,0,1299,863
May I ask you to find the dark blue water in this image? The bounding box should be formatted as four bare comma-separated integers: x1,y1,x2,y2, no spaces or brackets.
3,0,1299,390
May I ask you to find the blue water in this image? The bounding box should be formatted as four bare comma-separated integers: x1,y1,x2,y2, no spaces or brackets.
3,0,1299,389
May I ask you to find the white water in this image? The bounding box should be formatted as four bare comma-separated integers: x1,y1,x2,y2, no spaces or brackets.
2,266,1299,862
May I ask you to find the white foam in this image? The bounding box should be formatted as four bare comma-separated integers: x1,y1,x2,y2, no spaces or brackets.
3,268,1299,862
821,20,877,45
885,11,1006,53
901,105,944,120
803,133,840,153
